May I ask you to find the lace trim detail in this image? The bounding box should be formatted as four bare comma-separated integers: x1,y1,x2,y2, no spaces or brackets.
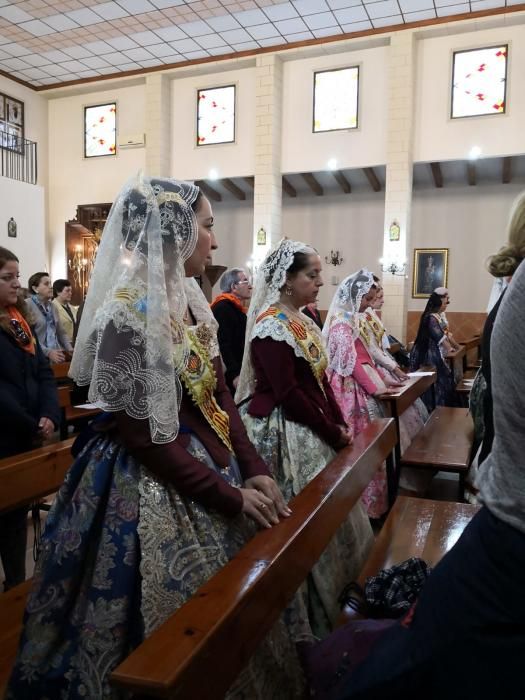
253,306,327,394
326,312,358,377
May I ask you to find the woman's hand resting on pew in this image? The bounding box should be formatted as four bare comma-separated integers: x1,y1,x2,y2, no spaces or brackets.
242,475,293,528
392,366,408,382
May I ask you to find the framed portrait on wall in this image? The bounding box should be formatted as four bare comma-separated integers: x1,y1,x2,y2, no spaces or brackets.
0,92,24,152
412,248,449,298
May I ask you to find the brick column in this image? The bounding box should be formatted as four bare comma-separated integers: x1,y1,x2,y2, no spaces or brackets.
381,32,416,343
252,54,283,267
145,73,171,177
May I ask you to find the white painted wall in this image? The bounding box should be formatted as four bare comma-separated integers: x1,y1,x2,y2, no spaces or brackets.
210,199,254,285
0,176,46,284
47,82,146,278
409,183,524,312
282,45,389,174
414,23,525,163
282,192,385,310
171,66,256,181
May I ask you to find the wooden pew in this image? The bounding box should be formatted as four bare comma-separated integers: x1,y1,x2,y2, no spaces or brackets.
0,438,74,514
57,384,101,440
51,361,71,381
338,496,480,624
110,418,397,699
400,407,474,501
357,496,480,585
457,335,481,371
377,372,436,500
0,438,76,696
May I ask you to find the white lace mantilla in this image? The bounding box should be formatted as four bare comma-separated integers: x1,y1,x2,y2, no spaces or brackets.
325,311,358,377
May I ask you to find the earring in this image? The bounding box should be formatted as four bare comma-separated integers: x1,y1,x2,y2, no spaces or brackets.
285,286,293,296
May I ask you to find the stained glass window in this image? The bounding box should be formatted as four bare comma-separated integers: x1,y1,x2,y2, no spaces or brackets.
313,66,359,133
197,85,235,146
451,46,507,119
84,103,116,158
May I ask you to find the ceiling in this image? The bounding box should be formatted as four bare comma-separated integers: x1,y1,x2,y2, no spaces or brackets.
0,0,521,90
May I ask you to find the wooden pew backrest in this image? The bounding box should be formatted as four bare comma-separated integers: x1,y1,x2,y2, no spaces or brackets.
0,438,74,514
111,418,397,700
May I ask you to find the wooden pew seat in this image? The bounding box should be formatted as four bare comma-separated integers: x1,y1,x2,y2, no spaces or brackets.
400,407,473,501
339,496,480,623
357,496,479,584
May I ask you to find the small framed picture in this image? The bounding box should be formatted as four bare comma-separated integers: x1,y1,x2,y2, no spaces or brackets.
412,248,449,299
6,97,23,126
6,124,23,153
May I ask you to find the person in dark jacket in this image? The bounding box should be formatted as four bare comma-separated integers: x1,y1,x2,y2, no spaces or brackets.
211,267,252,393
0,247,60,590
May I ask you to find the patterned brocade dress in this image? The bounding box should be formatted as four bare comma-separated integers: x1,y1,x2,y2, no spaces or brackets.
326,314,389,518
7,304,307,699
240,305,374,637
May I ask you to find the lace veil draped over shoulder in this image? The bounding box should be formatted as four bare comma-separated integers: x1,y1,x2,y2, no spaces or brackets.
323,268,375,377
69,173,202,444
234,238,315,404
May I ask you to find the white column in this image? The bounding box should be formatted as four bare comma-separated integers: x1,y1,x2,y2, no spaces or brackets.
145,73,171,177
381,31,416,343
252,54,283,267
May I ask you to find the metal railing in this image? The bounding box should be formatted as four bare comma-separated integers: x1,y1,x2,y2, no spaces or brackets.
0,135,37,185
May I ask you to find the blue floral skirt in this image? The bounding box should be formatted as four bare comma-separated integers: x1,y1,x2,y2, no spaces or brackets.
7,434,307,699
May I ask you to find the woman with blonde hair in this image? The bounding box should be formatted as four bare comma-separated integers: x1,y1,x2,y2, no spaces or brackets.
474,191,525,465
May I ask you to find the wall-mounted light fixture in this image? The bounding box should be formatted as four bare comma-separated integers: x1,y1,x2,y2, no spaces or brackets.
325,250,344,266
379,257,407,276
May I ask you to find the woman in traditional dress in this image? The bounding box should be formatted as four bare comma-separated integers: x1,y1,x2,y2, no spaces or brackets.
323,269,402,519
7,175,307,699
409,291,460,410
360,278,430,493
237,240,373,636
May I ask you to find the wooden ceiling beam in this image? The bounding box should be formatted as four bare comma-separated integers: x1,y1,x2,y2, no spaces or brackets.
221,178,246,200
333,170,351,194
467,162,476,186
502,156,512,184
243,176,255,189
195,180,222,202
282,176,297,198
429,162,443,189
363,167,381,192
302,172,323,196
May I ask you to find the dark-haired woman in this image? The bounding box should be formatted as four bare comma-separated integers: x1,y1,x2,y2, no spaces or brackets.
409,291,460,410
237,239,373,636
0,247,60,590
8,178,305,699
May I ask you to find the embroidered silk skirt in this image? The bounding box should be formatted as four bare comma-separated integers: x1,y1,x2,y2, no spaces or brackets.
7,434,307,699
240,405,374,637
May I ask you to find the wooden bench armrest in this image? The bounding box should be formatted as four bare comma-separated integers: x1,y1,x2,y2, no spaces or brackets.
110,418,397,699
